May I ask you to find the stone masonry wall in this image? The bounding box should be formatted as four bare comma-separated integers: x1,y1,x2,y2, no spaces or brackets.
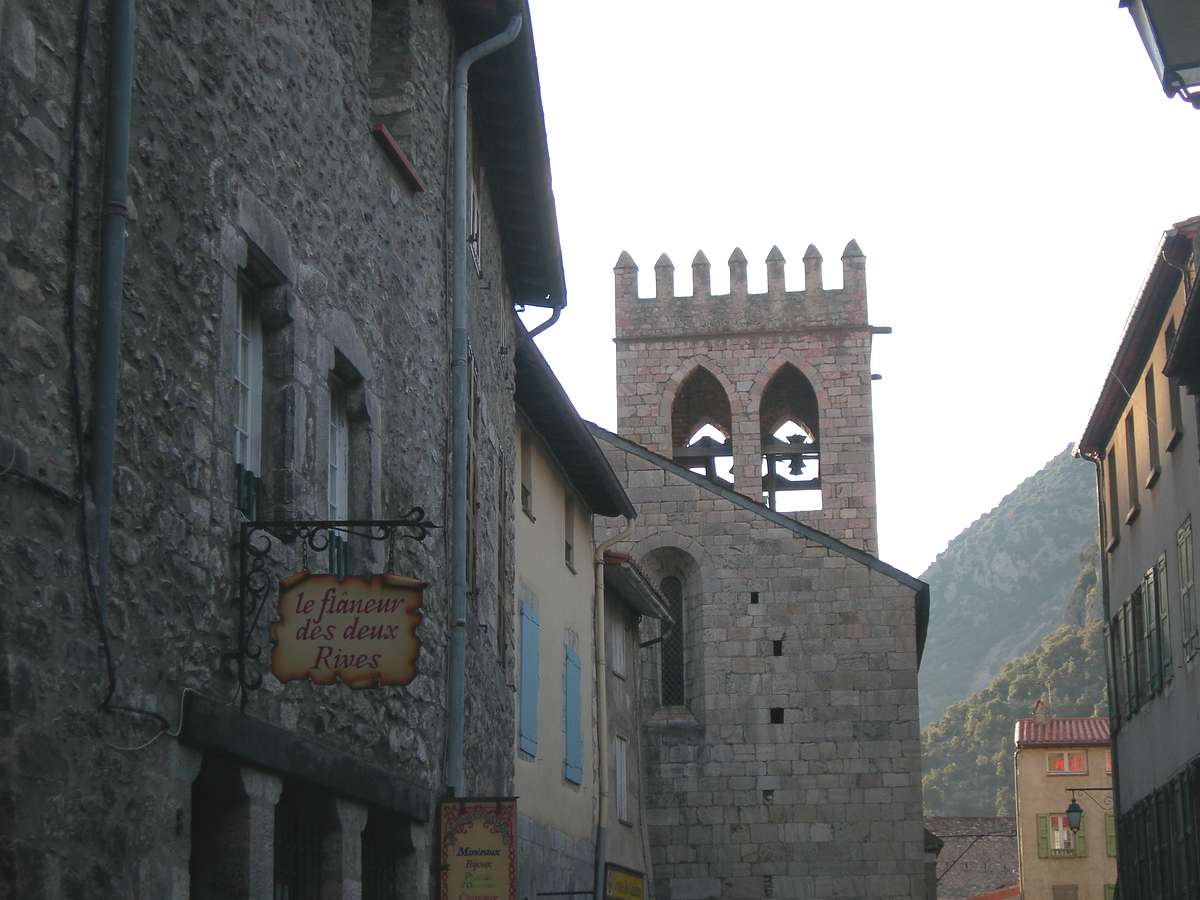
1,1,519,896
596,436,926,900
613,245,878,554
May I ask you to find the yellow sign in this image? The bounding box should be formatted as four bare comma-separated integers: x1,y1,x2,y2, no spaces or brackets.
605,864,644,900
269,572,424,687
440,799,517,900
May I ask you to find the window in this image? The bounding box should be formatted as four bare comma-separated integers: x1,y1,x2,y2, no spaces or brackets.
769,707,784,724
1146,369,1161,480
1132,585,1147,708
609,613,626,679
1106,750,1113,774
1166,321,1185,448
1038,812,1086,858
328,382,350,577
1125,412,1140,523
773,639,783,657
1156,554,1171,686
520,431,533,519
1047,750,1087,774
1180,517,1197,660
759,364,821,511
660,577,685,706
563,645,582,785
1146,564,1162,694
614,735,629,823
233,281,264,516
518,598,539,756
1106,447,1120,549
564,493,575,571
467,166,482,274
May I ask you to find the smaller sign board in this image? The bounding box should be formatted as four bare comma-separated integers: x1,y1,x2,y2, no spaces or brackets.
269,571,424,687
439,798,517,900
605,863,645,900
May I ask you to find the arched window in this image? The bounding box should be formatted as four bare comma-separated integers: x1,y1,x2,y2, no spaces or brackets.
671,367,733,483
759,364,821,511
660,576,685,706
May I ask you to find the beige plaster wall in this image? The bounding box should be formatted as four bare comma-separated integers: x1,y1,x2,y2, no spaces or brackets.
513,423,598,842
1014,745,1116,900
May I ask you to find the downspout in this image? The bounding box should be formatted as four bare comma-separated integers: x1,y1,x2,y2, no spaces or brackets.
1079,448,1124,883
92,0,136,626
447,12,523,798
594,516,636,900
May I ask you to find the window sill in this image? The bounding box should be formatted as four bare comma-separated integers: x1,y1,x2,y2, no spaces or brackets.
1106,534,1120,554
1167,428,1184,452
522,506,536,524
1145,466,1161,490
1046,771,1089,777
565,560,576,575
1125,503,1141,526
618,818,633,828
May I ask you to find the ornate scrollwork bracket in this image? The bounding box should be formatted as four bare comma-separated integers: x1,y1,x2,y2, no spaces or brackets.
233,509,438,700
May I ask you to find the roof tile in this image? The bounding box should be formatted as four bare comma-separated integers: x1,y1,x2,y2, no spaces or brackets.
1013,716,1109,749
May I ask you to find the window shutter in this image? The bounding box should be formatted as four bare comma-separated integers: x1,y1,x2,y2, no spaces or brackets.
1106,812,1117,857
1158,554,1172,679
518,602,539,756
1076,811,1088,858
563,646,582,784
1038,815,1050,859
1104,887,1115,900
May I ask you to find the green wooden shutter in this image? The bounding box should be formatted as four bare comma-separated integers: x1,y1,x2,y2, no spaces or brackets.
1038,815,1050,858
1107,811,1118,857
563,646,582,784
1076,810,1088,858
1158,554,1172,680
518,601,539,756
1105,885,1115,900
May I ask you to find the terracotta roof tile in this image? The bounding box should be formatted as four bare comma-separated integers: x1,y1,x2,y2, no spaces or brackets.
1013,717,1110,749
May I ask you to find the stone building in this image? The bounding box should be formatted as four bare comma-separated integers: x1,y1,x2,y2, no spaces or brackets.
0,0,566,896
925,816,1018,900
596,246,931,899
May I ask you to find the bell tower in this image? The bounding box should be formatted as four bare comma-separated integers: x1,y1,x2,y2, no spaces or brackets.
613,241,881,553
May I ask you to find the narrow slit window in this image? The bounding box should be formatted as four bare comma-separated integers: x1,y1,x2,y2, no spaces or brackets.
1145,369,1161,476
520,431,533,518
772,639,783,657
1166,321,1184,443
750,591,760,605
564,493,575,570
1125,412,1139,519
609,614,626,679
769,707,784,724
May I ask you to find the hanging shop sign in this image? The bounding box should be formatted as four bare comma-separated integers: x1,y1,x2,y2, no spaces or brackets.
605,863,645,900
439,798,517,900
269,571,425,687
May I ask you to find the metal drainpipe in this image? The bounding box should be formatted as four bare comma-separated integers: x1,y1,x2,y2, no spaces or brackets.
594,516,636,900
447,12,523,798
1079,449,1124,867
92,0,136,623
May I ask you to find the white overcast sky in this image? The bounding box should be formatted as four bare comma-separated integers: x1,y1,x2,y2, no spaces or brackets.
521,0,1200,577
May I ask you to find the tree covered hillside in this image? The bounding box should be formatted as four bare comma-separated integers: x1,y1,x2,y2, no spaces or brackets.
922,552,1107,817
919,446,1096,726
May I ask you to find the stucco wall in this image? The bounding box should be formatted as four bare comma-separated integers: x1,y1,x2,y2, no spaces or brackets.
514,423,598,858
0,2,519,896
1014,745,1116,899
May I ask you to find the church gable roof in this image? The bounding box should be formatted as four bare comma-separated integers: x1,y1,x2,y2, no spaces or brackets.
589,423,931,660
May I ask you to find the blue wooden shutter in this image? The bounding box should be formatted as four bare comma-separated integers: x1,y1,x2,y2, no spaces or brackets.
563,646,582,784
518,602,539,756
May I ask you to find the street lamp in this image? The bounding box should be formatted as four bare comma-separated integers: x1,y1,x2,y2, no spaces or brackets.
1121,0,1200,107
1065,798,1084,834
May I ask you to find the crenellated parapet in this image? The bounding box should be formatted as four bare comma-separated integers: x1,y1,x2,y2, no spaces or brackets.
613,241,870,341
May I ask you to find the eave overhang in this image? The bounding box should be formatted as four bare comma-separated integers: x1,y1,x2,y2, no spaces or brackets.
451,0,566,309
604,550,673,622
515,320,636,519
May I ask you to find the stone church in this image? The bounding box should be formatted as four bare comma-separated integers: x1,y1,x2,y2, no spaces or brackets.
594,244,932,900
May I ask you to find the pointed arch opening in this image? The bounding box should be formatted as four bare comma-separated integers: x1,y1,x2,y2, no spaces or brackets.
759,364,821,511
671,366,733,484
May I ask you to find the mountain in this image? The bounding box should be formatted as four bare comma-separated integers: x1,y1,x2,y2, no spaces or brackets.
918,446,1098,727
922,611,1109,816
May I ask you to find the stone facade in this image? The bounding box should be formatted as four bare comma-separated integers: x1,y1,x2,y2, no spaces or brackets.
614,245,879,554
597,239,928,899
0,1,545,896
594,429,928,900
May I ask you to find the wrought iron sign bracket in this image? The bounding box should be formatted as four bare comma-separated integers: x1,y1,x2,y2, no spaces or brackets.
1067,786,1114,812
232,510,438,701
